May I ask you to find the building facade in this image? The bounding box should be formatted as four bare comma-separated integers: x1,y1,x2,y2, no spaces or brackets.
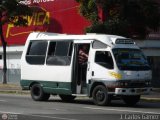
0,0,90,83
135,40,160,87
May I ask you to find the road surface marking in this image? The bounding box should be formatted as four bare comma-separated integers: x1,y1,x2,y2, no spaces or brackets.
0,100,7,102
84,107,160,114
0,111,22,115
28,114,78,120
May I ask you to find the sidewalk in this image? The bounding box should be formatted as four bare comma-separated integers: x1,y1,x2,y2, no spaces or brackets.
0,83,160,102
141,88,160,102
0,83,29,94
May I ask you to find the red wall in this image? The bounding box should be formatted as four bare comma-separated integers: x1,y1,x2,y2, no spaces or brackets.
2,0,90,46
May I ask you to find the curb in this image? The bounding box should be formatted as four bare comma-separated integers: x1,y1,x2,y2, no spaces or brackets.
0,90,29,95
152,88,160,92
141,97,160,101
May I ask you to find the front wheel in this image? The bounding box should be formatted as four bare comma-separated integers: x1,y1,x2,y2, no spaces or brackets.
31,84,50,101
122,95,140,106
92,85,110,106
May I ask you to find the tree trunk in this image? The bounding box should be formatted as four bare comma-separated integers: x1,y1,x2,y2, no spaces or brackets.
0,16,7,84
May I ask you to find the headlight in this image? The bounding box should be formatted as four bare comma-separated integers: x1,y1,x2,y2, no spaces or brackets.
145,81,151,86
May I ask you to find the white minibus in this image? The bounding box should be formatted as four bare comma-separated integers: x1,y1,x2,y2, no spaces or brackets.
21,32,152,106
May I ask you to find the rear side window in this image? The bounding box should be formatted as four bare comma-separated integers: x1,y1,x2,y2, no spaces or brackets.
46,41,73,65
26,41,48,65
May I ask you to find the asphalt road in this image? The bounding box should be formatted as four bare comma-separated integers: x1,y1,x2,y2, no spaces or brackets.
0,94,160,120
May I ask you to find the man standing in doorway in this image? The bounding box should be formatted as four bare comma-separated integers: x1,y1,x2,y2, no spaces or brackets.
78,44,89,86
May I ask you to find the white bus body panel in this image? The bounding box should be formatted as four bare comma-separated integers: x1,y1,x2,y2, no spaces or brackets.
21,65,72,82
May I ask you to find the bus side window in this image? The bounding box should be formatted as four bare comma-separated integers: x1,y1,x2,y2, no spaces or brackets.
26,41,48,65
48,42,56,56
46,41,73,65
95,51,114,69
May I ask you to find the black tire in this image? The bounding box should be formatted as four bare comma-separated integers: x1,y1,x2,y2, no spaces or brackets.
92,85,110,106
122,95,140,106
31,84,50,101
59,95,76,102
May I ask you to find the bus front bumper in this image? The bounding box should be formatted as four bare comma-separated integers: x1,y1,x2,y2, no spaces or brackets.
115,87,152,95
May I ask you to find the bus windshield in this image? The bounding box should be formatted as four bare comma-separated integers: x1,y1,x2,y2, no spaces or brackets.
112,48,151,71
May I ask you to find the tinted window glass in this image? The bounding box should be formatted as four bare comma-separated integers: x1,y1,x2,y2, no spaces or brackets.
112,48,151,70
95,51,114,69
48,42,56,56
26,41,48,65
27,41,48,55
55,42,70,56
46,41,73,65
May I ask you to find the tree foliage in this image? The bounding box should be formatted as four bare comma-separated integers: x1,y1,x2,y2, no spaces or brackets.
76,0,160,39
0,0,32,26
76,0,99,23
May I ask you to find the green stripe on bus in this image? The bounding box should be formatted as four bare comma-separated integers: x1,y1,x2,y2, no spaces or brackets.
20,80,72,95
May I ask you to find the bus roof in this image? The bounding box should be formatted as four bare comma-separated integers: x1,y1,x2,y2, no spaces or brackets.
27,32,136,48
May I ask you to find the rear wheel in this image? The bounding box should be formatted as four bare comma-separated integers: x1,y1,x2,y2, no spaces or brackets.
122,95,140,106
92,85,110,106
59,95,76,102
31,84,50,101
